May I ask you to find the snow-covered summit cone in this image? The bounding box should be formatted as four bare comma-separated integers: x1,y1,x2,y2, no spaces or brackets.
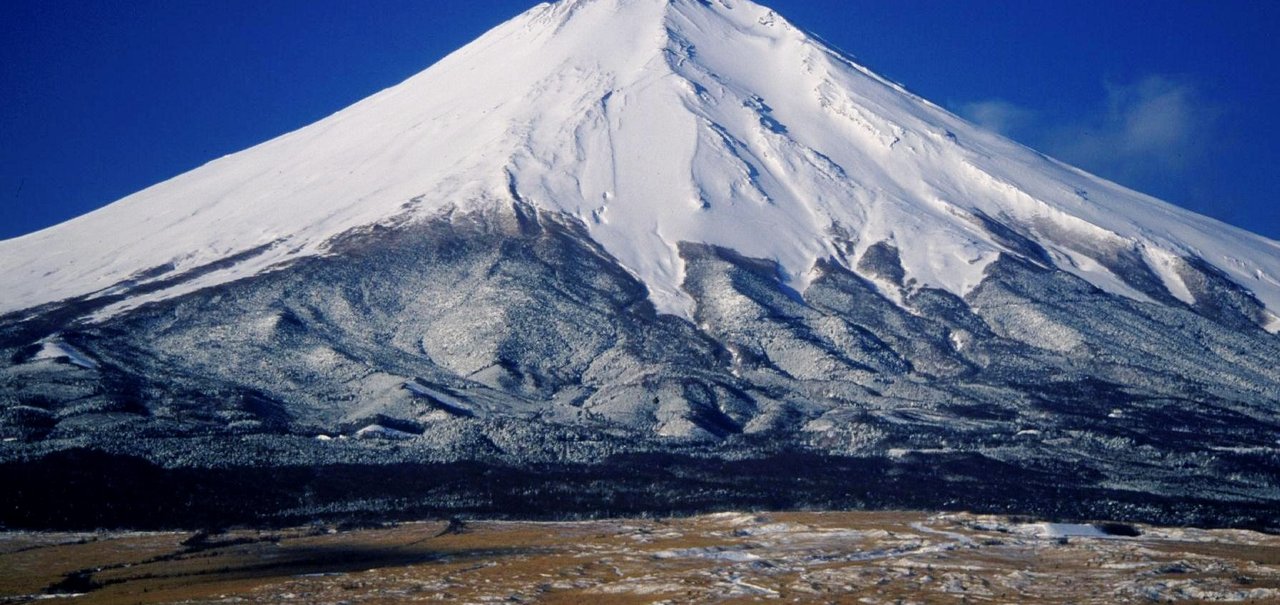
2,0,1278,330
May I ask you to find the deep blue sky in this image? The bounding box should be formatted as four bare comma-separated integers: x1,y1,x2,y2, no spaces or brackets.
2,0,1277,240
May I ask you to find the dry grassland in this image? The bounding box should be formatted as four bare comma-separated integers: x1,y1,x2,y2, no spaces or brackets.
3,511,1278,604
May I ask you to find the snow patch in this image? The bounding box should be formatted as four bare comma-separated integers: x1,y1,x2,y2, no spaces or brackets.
353,424,418,440
30,340,99,369
1142,245,1196,304
1265,311,1280,334
1015,523,1109,539
653,547,761,562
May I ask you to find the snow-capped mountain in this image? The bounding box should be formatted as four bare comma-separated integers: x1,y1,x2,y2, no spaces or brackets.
2,0,1279,528
2,0,1278,328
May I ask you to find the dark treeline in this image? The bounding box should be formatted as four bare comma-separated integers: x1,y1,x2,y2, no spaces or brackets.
1,448,1274,532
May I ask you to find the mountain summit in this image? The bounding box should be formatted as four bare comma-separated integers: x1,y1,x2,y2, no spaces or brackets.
2,0,1279,529
3,0,1278,328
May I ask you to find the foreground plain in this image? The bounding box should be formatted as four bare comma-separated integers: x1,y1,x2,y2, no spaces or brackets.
2,511,1279,604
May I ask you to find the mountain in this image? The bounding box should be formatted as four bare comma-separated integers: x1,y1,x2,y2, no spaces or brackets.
2,0,1279,529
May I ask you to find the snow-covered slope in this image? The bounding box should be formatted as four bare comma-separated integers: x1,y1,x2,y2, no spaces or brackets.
2,0,1279,329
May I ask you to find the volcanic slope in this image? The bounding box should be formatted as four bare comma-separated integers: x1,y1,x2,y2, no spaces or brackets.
2,0,1279,528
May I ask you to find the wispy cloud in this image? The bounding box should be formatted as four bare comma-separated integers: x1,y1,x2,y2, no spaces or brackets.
1054,76,1212,178
958,76,1219,194
959,99,1037,139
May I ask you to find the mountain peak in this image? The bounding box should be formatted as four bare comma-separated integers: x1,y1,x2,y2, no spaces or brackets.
2,0,1279,332
5,0,1280,529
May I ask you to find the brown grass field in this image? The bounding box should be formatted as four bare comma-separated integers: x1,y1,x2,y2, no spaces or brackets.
2,511,1278,604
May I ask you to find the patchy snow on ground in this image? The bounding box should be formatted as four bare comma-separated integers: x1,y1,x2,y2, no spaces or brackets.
1015,522,1110,539
352,424,417,440
30,340,98,369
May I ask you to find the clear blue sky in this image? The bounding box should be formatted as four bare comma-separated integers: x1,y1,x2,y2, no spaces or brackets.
2,0,1277,240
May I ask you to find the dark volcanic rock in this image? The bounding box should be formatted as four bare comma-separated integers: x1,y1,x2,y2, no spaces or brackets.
1,203,1279,529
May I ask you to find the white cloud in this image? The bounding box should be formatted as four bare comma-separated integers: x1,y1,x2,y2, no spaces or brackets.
958,76,1217,191
958,99,1036,138
1058,76,1208,176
